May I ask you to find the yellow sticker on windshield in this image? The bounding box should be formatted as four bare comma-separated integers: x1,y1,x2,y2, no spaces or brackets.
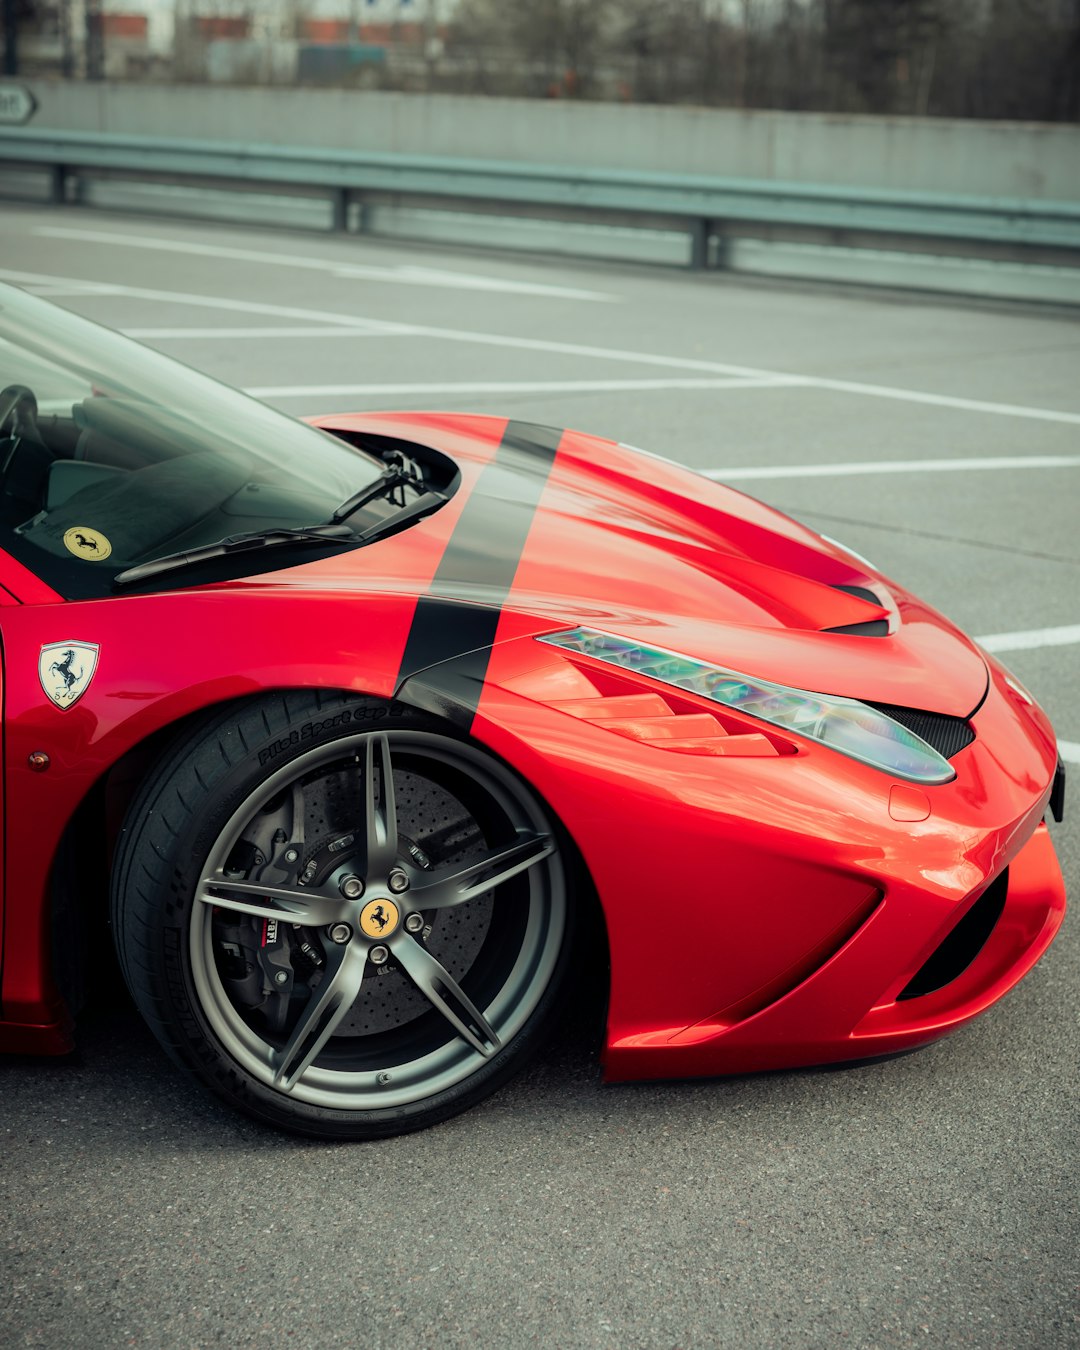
63,527,113,562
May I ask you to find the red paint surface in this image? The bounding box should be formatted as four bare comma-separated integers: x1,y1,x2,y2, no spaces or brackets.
0,414,1066,1077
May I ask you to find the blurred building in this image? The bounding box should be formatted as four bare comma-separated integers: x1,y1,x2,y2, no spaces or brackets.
15,0,458,80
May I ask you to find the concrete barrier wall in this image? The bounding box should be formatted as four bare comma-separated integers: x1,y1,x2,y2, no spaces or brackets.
16,80,1080,203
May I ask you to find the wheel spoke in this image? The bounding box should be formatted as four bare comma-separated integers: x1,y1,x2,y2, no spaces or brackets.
362,733,398,877
288,782,306,850
410,832,554,911
198,877,339,928
270,942,367,1091
392,934,501,1058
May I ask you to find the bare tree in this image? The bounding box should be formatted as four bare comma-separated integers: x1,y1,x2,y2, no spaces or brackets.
451,0,620,98
74,0,1066,119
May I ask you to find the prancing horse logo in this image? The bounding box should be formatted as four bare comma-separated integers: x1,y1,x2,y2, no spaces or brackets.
359,897,400,939
51,649,80,691
38,641,100,709
61,526,112,561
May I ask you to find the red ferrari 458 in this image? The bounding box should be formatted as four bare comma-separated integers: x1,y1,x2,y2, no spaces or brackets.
0,281,1066,1138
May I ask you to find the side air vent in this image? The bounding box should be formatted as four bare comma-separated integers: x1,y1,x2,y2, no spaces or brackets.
898,870,1008,999
868,702,976,760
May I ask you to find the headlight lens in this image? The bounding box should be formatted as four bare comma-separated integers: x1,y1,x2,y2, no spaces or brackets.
538,628,955,785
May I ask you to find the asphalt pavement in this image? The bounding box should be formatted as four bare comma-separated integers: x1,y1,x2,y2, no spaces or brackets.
1,204,1077,1350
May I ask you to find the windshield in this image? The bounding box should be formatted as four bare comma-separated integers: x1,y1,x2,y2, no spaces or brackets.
0,283,386,598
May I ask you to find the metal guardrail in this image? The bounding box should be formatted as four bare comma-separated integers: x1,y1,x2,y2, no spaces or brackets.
3,127,1080,269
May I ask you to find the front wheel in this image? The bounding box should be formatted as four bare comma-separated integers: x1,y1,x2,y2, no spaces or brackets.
112,693,573,1139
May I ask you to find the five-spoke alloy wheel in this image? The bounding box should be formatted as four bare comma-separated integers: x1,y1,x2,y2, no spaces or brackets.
112,693,572,1139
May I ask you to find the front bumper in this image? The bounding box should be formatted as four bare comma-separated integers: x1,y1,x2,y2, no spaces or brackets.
604,821,1064,1081
597,651,1067,1082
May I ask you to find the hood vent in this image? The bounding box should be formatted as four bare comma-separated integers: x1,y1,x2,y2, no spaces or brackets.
825,618,890,637
833,584,880,604
868,702,975,760
825,584,889,637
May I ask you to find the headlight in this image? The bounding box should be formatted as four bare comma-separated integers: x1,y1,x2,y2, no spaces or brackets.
538,628,955,785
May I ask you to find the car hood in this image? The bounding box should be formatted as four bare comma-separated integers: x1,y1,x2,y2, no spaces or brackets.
262,414,988,717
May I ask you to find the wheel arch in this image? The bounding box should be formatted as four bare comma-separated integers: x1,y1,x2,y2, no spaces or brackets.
48,686,610,1040
47,691,260,1018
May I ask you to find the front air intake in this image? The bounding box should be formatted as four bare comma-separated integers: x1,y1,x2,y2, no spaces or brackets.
897,870,1008,1000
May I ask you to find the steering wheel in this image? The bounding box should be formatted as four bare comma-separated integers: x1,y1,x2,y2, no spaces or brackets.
0,384,40,440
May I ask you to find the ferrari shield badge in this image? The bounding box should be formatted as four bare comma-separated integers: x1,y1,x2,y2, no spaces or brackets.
38,642,99,710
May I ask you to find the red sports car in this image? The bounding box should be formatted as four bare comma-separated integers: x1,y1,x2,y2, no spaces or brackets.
0,281,1066,1138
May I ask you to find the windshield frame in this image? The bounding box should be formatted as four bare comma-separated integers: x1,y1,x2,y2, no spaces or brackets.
0,282,389,599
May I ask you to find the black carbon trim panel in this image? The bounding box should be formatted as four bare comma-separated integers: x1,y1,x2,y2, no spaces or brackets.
395,420,562,722
1050,757,1065,823
867,702,976,760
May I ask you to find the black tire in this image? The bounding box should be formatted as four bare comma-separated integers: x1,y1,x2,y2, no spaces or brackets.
111,691,573,1139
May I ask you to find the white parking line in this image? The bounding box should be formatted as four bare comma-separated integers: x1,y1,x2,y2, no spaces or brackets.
1,268,425,325
1058,740,1080,765
706,456,1080,481
34,226,617,302
780,378,1080,425
125,326,388,339
974,624,1080,653
5,265,1080,427
245,377,790,398
18,284,118,298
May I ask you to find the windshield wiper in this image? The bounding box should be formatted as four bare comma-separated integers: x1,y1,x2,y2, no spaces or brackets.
331,468,410,522
112,458,444,587
350,487,448,545
112,522,355,586
331,453,423,523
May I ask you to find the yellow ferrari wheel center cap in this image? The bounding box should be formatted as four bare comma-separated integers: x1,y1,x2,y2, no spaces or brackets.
359,897,400,939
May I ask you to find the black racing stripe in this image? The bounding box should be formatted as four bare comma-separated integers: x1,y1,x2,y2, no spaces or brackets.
395,596,507,680
394,420,562,716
